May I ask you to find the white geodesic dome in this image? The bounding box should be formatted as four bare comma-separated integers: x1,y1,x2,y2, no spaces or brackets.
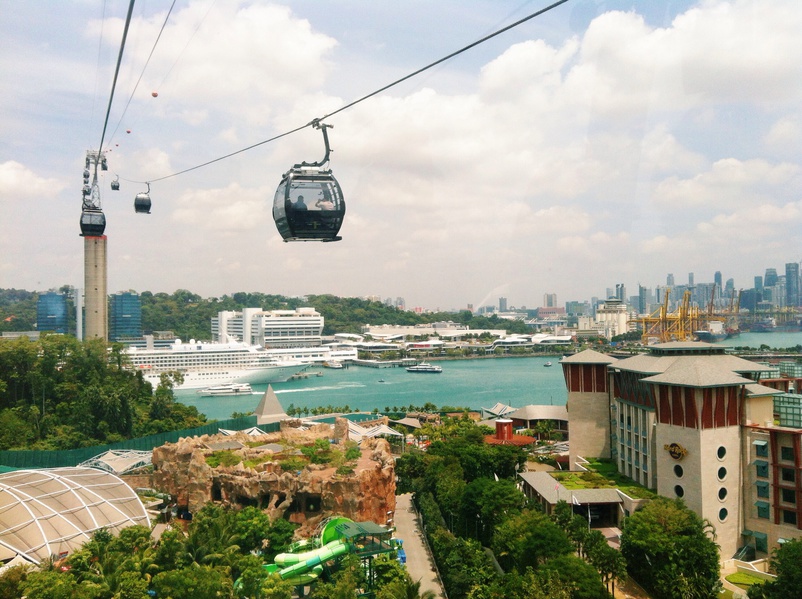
0,467,149,564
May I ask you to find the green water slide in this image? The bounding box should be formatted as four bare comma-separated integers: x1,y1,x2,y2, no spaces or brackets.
271,538,353,584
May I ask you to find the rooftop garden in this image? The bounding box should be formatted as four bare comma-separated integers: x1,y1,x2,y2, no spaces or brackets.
552,458,656,499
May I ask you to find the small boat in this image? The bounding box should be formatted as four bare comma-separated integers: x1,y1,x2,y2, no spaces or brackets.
544,362,553,367
378,379,386,383
323,361,344,369
196,383,253,396
406,362,443,373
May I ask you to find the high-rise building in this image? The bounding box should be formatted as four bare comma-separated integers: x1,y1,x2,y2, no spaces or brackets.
714,271,723,299
499,297,508,312
785,263,800,307
725,278,735,299
666,273,675,287
543,293,557,308
615,284,626,302
109,292,142,341
37,292,68,334
638,285,648,315
765,268,778,287
688,272,694,287
754,276,764,296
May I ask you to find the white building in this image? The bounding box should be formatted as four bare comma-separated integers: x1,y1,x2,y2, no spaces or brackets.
212,307,324,348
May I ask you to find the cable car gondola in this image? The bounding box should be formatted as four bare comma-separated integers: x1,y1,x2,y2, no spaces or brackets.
134,183,151,214
272,121,345,242
111,175,120,191
80,209,106,237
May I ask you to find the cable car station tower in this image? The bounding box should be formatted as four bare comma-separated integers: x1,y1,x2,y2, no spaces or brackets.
80,150,109,341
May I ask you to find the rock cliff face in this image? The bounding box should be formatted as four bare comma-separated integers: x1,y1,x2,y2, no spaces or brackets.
151,420,396,533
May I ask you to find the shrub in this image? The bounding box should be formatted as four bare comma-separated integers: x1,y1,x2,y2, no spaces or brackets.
205,451,242,468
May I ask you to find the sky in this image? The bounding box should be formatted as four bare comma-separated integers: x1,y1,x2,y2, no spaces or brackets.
1,0,801,312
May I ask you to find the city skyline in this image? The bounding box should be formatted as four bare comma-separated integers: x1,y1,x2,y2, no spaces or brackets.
2,1,801,310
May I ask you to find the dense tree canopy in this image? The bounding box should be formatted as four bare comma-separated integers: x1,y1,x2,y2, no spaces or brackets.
0,335,205,450
1,287,531,341
620,497,721,599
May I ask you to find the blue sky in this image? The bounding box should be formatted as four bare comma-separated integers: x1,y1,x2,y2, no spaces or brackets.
1,0,800,311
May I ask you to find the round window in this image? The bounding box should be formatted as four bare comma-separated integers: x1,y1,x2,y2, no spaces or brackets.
717,446,727,460
674,485,684,498
674,465,684,478
719,508,728,522
718,467,727,481
718,487,727,501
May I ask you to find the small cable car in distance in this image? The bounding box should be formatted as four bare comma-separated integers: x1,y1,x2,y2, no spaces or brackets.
273,120,345,242
134,183,152,214
111,175,120,191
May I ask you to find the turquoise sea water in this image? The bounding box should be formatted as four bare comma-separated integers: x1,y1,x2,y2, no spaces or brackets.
174,332,802,421
175,356,566,421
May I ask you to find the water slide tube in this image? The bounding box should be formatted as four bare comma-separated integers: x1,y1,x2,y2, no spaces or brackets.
271,538,353,584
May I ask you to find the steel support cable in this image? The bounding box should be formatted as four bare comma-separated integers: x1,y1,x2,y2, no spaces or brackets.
110,0,178,143
143,0,571,184
95,0,136,176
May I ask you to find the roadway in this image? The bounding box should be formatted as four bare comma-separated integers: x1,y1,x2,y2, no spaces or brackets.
393,493,446,598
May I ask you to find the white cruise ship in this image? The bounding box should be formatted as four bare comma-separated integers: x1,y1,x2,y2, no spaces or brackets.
125,339,308,391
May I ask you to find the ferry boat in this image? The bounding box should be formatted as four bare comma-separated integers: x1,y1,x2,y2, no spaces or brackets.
544,361,553,367
126,339,308,391
196,383,254,397
406,362,443,373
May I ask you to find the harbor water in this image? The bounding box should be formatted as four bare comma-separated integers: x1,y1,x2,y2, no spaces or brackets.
175,332,802,422
175,356,566,421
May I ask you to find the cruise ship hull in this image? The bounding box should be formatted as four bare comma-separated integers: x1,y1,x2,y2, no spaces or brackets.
141,363,305,391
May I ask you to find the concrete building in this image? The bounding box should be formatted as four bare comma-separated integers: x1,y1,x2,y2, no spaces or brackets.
83,236,108,340
562,342,802,559
212,307,323,348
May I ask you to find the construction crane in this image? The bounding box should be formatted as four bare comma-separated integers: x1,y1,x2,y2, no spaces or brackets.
639,289,701,343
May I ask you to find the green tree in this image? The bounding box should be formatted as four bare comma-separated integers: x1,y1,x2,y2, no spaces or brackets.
538,554,607,599
620,497,721,599
492,510,573,572
748,537,802,599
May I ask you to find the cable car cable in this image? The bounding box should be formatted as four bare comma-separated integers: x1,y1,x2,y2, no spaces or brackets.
135,0,570,184
109,0,178,144
95,0,136,175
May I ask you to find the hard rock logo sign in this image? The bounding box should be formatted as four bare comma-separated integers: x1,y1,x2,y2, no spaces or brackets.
664,442,688,460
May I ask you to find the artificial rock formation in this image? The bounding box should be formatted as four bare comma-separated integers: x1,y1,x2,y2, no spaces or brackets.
151,419,396,532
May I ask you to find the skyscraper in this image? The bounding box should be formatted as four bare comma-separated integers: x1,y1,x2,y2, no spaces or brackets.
688,272,694,287
786,263,800,307
37,291,68,334
543,293,557,308
499,297,508,312
109,292,142,341
666,273,675,287
764,268,778,287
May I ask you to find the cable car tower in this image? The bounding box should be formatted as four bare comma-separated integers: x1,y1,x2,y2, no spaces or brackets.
81,150,109,340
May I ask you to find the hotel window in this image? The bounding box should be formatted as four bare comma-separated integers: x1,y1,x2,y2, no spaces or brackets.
781,446,795,462
781,488,796,505
753,440,769,458
718,487,727,501
717,446,727,460
718,508,728,522
781,468,795,483
755,460,769,479
674,464,683,478
717,467,727,481
783,510,798,526
674,485,684,498
756,481,770,498
756,501,770,519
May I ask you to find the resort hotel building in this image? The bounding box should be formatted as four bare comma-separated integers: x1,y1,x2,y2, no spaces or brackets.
562,342,802,559
212,308,324,348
